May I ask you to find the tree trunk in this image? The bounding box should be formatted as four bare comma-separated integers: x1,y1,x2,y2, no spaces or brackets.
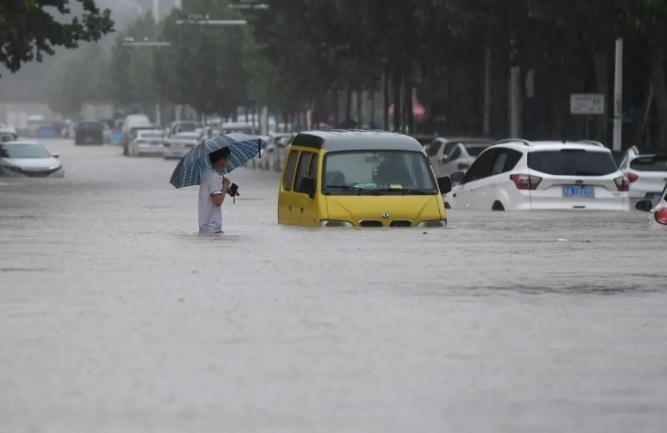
392,70,401,132
383,72,389,130
356,90,362,128
405,78,414,134
593,50,609,144
650,47,667,151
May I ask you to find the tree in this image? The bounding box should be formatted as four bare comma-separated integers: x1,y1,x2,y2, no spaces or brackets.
0,0,114,76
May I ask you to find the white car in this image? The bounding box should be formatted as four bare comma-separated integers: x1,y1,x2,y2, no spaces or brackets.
0,140,64,178
427,137,495,178
163,131,201,159
444,140,630,211
635,183,667,228
618,147,667,205
128,130,166,157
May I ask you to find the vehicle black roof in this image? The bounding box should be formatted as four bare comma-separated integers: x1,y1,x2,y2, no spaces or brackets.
292,130,423,152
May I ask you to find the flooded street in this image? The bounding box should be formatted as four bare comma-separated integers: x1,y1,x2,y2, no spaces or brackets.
1,139,666,433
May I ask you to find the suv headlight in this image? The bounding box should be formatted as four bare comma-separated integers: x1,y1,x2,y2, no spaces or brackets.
319,220,354,228
416,220,447,228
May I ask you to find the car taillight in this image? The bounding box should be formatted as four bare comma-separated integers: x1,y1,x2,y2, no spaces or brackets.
625,172,639,183
655,209,667,225
509,174,542,190
458,163,471,170
614,176,630,191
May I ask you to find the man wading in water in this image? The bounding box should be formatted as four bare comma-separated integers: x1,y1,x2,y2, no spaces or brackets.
198,147,231,234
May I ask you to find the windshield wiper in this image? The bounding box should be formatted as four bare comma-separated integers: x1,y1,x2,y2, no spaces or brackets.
375,188,435,195
325,185,382,195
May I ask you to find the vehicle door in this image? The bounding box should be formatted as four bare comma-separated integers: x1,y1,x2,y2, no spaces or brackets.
292,152,320,226
452,149,498,209
278,150,300,224
482,148,523,209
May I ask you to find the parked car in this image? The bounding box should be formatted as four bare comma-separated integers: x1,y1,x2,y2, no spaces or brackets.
163,131,201,159
0,127,18,143
618,146,667,205
444,139,630,211
635,182,667,229
121,114,152,156
74,121,105,145
0,140,64,178
278,130,451,227
128,129,167,157
427,137,495,178
169,120,199,137
270,133,295,172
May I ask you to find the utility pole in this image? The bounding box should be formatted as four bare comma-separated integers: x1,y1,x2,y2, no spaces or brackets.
613,38,623,152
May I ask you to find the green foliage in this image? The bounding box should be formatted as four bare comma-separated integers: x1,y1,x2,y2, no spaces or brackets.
0,0,114,75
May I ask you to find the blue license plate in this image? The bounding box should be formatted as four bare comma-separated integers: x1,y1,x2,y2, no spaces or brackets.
562,186,595,198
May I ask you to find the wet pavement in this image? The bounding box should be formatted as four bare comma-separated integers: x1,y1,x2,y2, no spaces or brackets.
1,139,666,433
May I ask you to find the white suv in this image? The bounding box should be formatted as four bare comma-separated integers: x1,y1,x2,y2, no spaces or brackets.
618,147,667,204
444,139,630,211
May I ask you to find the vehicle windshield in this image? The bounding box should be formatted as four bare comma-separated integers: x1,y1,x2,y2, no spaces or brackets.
0,143,51,159
630,156,667,172
323,150,437,194
528,150,618,176
464,143,493,156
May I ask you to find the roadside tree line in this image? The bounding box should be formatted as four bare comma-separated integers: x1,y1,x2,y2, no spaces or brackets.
40,0,667,150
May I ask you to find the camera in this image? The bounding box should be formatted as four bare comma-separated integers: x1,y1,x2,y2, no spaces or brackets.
227,183,239,199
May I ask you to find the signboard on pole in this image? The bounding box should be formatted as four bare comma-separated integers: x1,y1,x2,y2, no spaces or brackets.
570,94,605,115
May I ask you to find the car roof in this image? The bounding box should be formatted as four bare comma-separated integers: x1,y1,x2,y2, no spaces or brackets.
292,130,423,152
492,140,612,153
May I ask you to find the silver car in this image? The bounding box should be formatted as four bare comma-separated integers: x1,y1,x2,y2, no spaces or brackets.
0,140,64,178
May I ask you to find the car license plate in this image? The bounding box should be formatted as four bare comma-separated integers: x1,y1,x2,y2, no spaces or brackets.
150,141,160,146
562,186,595,198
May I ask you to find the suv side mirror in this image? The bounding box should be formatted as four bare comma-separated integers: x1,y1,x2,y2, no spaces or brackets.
450,171,465,184
437,176,452,194
635,199,653,212
299,176,316,198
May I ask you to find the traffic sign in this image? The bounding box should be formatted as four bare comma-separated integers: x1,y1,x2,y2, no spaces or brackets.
570,94,605,115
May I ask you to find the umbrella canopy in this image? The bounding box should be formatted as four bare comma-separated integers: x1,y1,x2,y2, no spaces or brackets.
169,133,267,188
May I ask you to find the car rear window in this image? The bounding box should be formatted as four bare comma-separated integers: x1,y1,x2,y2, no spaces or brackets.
464,143,493,157
630,156,667,172
528,150,618,176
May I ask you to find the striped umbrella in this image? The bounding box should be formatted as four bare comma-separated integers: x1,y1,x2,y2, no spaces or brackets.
169,133,268,188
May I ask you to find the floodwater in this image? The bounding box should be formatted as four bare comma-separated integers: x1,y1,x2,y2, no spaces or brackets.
1,139,666,433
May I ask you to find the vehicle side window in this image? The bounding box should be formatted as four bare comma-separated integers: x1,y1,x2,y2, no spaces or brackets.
308,153,318,178
294,152,313,193
443,142,457,157
449,146,462,160
427,141,441,156
283,151,299,191
491,148,522,176
462,149,498,183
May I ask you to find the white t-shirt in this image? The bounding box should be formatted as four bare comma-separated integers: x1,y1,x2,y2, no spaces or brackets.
198,168,223,233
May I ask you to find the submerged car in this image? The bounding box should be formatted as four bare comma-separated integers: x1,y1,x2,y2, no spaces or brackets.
128,129,166,157
163,131,201,159
635,183,667,229
618,147,667,205
278,130,452,227
444,139,630,211
0,141,64,178
74,121,105,145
